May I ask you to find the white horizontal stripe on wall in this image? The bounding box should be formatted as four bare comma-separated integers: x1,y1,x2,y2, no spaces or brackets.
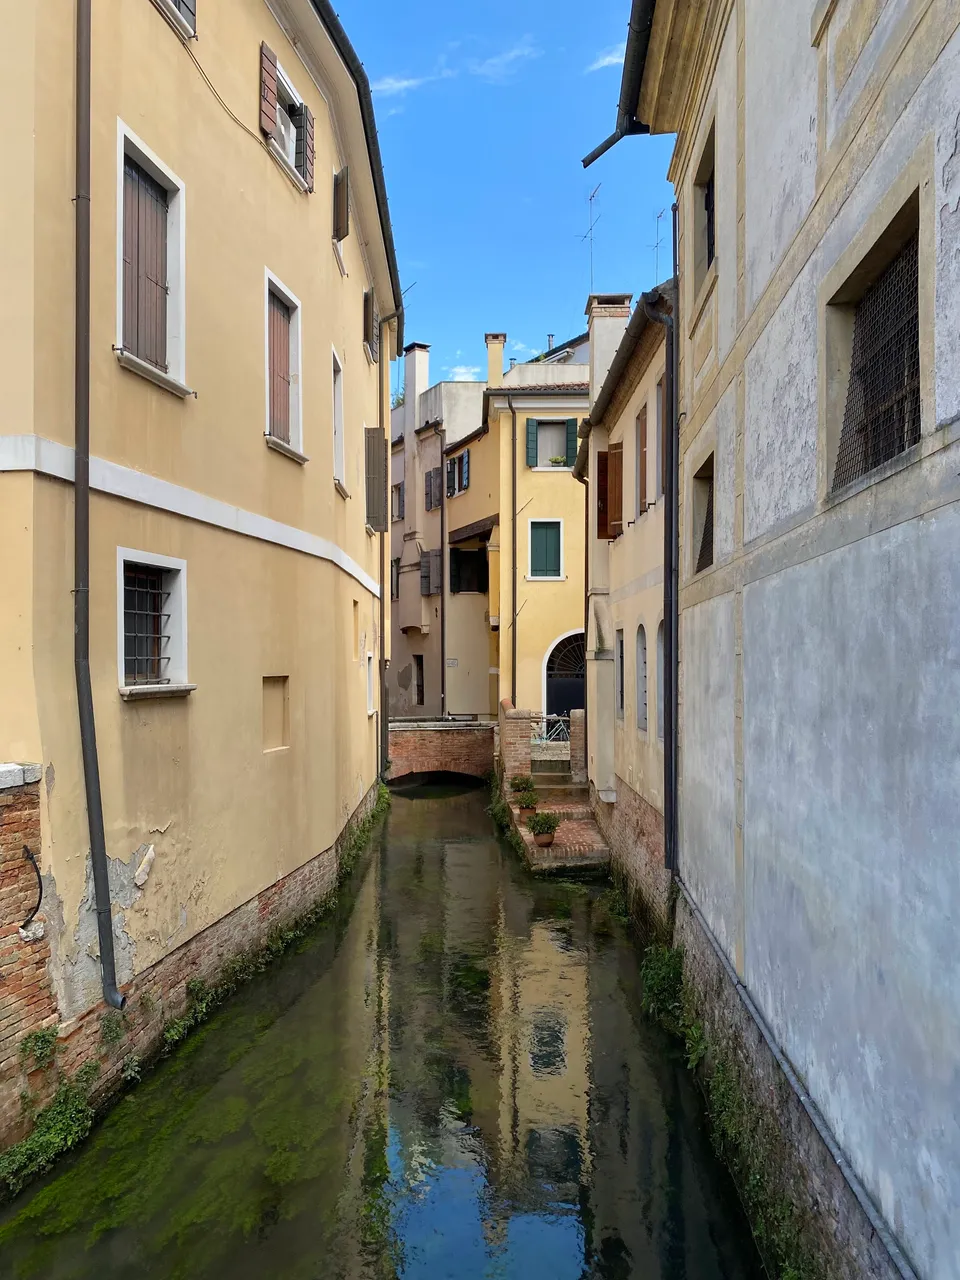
0,435,380,599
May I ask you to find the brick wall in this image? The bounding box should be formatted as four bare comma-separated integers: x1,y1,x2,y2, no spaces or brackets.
387,723,494,781
591,774,673,944
0,778,381,1153
498,700,531,780
570,709,586,783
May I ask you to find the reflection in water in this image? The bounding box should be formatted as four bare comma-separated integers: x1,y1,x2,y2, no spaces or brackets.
0,784,761,1279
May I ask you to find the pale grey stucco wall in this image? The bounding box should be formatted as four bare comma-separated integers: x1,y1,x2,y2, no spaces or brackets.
742,503,960,1279
744,0,818,311
715,9,739,363
678,593,737,962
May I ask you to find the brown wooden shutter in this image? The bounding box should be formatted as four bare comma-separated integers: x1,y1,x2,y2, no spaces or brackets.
365,427,387,531
638,405,647,514
596,450,609,540
659,380,668,498
260,43,278,138
300,105,315,191
333,167,350,241
609,442,623,537
429,548,443,595
268,291,291,443
123,158,168,370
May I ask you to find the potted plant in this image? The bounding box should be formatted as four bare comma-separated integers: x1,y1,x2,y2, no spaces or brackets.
527,811,561,847
549,456,568,468
516,788,539,818
510,774,534,795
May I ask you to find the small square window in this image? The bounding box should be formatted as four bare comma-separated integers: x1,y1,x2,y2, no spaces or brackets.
262,676,290,752
118,549,189,694
530,521,562,579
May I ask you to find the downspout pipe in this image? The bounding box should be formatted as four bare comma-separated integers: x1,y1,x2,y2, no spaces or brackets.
508,396,518,705
582,0,656,167
433,425,447,717
641,260,678,875
75,0,125,1010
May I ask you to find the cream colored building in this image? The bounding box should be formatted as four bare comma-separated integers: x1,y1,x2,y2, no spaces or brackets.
0,0,400,1020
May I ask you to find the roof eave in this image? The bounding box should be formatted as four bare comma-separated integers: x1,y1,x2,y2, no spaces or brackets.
582,0,657,167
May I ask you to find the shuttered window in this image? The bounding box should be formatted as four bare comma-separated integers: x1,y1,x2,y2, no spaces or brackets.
420,549,442,595
596,450,609,540
450,549,488,594
123,158,168,370
530,521,561,578
608,442,624,538
364,291,380,361
636,405,648,517
391,482,405,522
268,291,291,443
365,428,388,531
425,466,442,511
260,43,315,192
527,420,579,468
334,167,350,241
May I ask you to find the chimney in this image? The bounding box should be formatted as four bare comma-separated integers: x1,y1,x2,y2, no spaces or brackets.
585,294,632,408
403,342,431,428
547,334,554,350
485,333,506,388
509,358,517,369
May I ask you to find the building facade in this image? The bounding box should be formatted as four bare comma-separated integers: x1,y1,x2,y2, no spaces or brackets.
0,0,400,1137
586,1,960,1276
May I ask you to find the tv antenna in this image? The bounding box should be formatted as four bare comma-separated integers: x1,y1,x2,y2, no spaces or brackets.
649,209,666,280
581,184,602,292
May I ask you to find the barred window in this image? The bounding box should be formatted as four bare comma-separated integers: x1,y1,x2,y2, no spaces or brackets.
832,232,920,491
124,563,171,686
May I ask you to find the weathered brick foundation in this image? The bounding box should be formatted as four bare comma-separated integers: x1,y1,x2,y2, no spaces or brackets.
569,709,586,784
387,721,494,782
590,773,672,944
0,778,382,1154
498,699,531,780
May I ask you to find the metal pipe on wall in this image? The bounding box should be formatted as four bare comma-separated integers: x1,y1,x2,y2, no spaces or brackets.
509,396,518,705
434,425,447,717
75,0,125,1010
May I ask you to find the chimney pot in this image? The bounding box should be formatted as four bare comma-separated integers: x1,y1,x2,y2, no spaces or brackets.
547,334,554,350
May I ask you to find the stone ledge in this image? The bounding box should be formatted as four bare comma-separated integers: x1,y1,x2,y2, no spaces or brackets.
0,764,42,790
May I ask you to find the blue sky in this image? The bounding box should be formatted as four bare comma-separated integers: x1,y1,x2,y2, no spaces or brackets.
335,0,676,389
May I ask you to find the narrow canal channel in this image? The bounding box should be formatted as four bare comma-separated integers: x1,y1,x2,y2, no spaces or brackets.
0,783,762,1279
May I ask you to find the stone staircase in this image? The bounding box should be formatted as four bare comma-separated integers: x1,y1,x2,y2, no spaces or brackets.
507,765,610,877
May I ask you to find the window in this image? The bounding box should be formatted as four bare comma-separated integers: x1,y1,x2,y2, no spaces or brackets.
156,0,196,37
636,625,647,732
262,676,290,751
332,349,345,486
363,290,380,362
693,453,715,574
365,428,387,531
333,167,350,242
450,548,488,594
830,226,920,491
596,450,609,540
526,418,577,468
529,521,562,579
608,442,623,538
265,272,303,455
117,549,189,694
657,378,665,498
420,549,442,596
656,622,664,741
390,557,400,600
424,466,442,511
367,654,375,715
259,44,315,192
636,405,648,518
446,450,470,498
615,629,624,720
694,123,716,293
391,482,405,522
117,124,186,392
414,654,425,706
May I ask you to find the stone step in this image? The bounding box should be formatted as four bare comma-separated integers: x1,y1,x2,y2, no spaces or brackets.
529,783,588,804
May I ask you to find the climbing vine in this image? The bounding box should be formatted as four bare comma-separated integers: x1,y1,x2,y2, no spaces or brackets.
0,1062,100,1197
19,1027,59,1072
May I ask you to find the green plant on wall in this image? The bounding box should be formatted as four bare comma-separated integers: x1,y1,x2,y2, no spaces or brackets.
100,1011,127,1047
19,1027,59,1072
0,1061,100,1196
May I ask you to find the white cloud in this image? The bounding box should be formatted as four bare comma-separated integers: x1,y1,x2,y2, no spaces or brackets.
371,75,428,96
448,366,483,382
586,42,626,73
469,38,541,82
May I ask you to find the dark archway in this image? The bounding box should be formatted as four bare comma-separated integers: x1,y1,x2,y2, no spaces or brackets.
546,632,585,718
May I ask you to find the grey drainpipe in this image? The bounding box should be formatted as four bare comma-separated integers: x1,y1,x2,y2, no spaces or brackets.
642,257,678,874
434,425,447,717
508,396,518,705
75,0,124,1010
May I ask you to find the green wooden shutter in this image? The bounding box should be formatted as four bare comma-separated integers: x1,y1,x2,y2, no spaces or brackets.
462,448,470,489
565,419,577,466
546,523,561,576
526,419,538,468
530,522,545,575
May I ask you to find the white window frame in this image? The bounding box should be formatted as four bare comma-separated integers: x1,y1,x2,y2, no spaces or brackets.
116,546,193,699
116,121,189,396
153,0,195,39
527,517,565,581
367,652,375,715
263,268,305,460
332,346,346,491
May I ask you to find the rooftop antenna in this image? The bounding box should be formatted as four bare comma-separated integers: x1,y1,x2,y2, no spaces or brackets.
649,209,666,281
580,183,602,292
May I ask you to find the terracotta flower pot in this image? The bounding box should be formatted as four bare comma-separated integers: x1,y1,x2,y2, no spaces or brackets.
533,832,555,847
519,805,536,818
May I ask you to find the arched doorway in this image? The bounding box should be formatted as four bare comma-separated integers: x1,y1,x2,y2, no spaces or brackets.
545,632,585,718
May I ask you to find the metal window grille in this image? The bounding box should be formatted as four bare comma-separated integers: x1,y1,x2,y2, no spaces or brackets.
123,564,171,686
832,233,921,491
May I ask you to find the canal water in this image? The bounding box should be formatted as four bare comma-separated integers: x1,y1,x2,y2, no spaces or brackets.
0,783,761,1279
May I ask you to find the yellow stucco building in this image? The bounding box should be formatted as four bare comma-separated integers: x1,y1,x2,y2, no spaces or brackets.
0,0,400,1048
